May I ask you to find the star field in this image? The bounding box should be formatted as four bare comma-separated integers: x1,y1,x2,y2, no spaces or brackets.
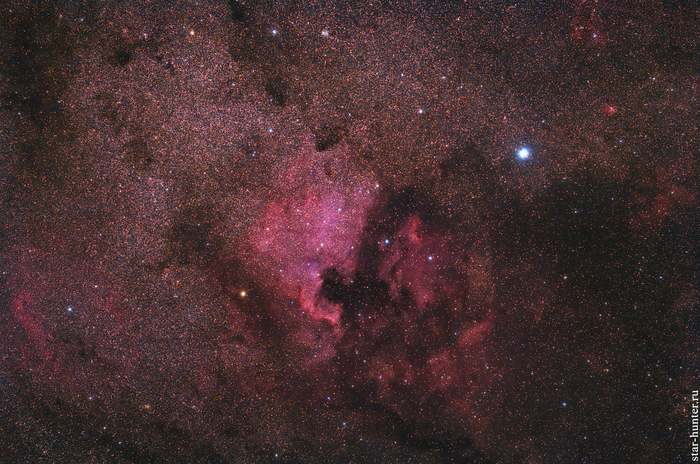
0,1,698,463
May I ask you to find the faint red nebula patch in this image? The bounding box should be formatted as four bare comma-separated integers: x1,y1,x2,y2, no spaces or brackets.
11,290,51,361
601,103,617,117
378,215,467,309
6,259,56,365
457,318,492,347
570,0,608,46
631,161,697,228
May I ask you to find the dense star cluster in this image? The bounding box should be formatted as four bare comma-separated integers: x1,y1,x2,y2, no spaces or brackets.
0,0,698,462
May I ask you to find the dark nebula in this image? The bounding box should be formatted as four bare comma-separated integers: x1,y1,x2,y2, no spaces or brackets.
0,1,698,463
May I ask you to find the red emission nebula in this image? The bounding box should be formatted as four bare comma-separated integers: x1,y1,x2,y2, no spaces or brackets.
0,1,697,463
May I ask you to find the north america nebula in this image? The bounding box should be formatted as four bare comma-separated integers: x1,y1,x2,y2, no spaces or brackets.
0,0,698,462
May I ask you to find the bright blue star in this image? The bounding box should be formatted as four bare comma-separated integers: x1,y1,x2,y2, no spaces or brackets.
517,147,531,160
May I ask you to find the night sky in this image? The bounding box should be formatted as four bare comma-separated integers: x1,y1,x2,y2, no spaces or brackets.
0,1,698,463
